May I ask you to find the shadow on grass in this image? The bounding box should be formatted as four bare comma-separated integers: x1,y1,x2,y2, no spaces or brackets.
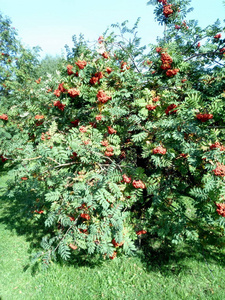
0,176,104,272
0,187,47,248
135,233,225,276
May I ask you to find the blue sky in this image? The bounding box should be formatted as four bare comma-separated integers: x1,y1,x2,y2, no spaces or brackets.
1,0,224,58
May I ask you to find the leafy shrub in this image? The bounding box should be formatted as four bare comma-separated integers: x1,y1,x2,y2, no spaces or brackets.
1,0,225,265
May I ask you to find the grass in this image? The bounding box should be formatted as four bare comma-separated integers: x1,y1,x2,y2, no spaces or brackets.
0,167,225,300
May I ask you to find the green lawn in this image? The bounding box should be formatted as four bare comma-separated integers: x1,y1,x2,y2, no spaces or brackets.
0,169,225,300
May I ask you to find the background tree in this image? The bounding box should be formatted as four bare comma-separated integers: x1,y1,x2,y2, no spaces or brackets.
0,11,41,164
36,55,64,79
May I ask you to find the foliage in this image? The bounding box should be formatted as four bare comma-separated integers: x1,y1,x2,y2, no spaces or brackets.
36,55,64,78
1,174,225,300
0,11,41,169
0,1,225,266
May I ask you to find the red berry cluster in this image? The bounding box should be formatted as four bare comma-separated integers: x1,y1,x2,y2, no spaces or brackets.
90,72,103,85
112,238,124,247
122,175,145,189
166,68,179,77
41,131,51,141
160,53,173,70
98,36,104,44
54,89,61,97
79,126,87,133
175,22,189,31
35,210,44,214
54,83,68,97
79,228,88,234
95,114,102,121
54,100,65,111
101,140,113,156
153,96,160,102
120,61,130,72
78,203,91,210
109,251,117,260
101,140,109,147
80,213,91,220
146,104,157,111
69,243,78,250
120,150,126,159
90,121,97,128
71,119,79,127
68,88,80,98
107,126,117,134
97,90,111,103
106,67,112,74
215,203,225,217
132,180,146,189
35,115,44,120
58,83,67,93
158,0,167,3
180,153,188,158
152,146,167,155
106,146,113,152
165,104,177,115
75,60,87,70
0,155,8,162
122,174,132,183
210,142,225,151
0,114,8,120
196,113,213,122
136,230,147,235
67,64,74,75
35,120,44,127
105,146,114,157
159,51,179,76
156,47,163,53
213,163,225,177
163,4,173,18
214,33,221,39
102,52,109,59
